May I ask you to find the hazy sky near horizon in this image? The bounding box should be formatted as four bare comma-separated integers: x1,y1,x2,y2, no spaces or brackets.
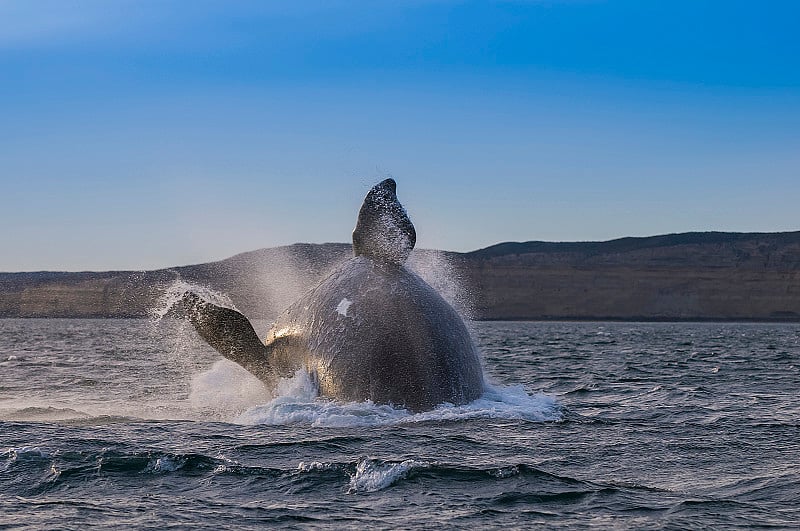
1,0,799,271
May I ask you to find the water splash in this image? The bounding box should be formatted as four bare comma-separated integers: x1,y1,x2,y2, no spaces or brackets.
407,249,473,318
143,248,545,427
150,278,238,321
188,360,273,419
233,374,561,427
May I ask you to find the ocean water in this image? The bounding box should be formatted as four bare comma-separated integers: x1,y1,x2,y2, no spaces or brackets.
1,318,798,529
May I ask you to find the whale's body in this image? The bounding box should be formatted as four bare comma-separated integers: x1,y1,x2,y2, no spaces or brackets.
181,179,485,411
267,257,484,410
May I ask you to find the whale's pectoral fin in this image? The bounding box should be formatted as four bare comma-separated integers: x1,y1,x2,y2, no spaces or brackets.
177,292,274,380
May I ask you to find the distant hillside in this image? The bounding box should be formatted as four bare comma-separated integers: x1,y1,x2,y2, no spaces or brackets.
459,231,800,321
2,232,800,321
0,243,353,320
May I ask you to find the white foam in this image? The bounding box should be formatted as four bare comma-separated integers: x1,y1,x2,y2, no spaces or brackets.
272,368,319,399
234,370,408,427
146,456,184,473
5,446,50,460
347,457,422,493
297,461,338,473
234,376,561,427
425,383,562,422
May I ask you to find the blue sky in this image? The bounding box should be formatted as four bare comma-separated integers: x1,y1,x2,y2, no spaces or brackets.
1,0,798,271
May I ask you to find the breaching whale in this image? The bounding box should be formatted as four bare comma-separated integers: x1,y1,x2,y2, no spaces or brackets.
179,178,485,411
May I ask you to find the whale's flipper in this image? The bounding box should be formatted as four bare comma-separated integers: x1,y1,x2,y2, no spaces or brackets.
178,292,283,381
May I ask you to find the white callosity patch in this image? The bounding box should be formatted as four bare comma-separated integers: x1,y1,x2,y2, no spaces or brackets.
335,297,353,317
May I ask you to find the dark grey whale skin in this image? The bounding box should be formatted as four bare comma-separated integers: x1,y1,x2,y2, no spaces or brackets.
180,179,485,412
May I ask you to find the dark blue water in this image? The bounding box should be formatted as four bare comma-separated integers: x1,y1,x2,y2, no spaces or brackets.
1,319,798,529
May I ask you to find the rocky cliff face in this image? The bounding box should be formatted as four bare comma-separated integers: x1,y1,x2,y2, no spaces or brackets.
2,232,800,321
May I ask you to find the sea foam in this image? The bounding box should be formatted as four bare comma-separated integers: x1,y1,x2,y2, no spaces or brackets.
347,457,423,493
228,369,561,427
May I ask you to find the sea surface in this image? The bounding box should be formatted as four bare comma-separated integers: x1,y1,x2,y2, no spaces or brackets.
1,318,798,529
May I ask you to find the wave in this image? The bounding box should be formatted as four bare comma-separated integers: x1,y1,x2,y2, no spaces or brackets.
11,443,778,526
6,443,791,529
1,444,582,498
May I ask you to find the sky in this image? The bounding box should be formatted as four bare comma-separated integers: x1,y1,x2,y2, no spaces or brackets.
1,0,798,272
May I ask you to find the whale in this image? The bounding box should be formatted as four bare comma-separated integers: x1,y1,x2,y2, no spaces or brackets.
179,178,485,412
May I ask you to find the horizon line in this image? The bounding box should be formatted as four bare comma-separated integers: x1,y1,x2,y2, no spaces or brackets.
3,229,799,275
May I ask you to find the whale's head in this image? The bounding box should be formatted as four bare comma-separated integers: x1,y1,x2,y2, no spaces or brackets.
352,178,416,264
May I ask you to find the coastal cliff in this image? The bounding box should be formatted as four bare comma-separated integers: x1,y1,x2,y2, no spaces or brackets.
2,232,799,321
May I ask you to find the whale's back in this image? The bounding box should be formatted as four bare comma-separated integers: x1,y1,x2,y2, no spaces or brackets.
267,257,485,411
